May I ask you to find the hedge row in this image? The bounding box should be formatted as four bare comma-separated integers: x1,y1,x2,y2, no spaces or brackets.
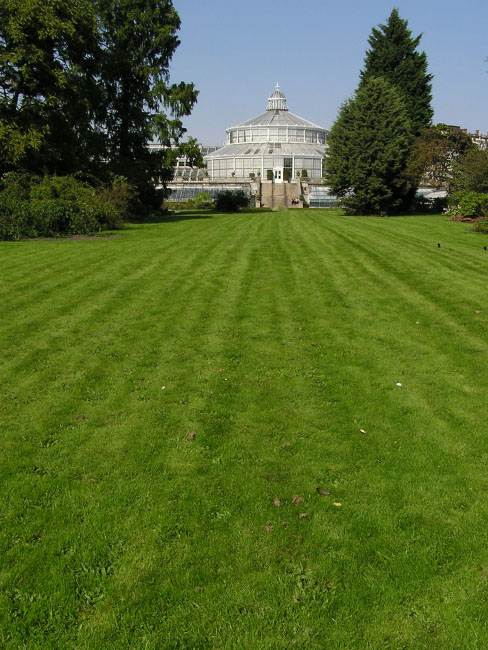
0,173,130,240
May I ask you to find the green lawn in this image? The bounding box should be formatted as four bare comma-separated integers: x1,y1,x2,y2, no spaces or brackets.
1,209,488,649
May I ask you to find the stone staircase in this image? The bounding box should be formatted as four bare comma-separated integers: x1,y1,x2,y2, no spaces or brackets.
259,180,302,209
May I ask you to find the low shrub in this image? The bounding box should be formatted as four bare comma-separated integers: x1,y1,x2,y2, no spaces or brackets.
192,192,214,209
0,173,130,240
85,176,132,229
0,172,33,204
214,190,250,212
165,200,191,211
266,169,273,181
30,175,88,202
29,199,102,236
473,217,488,234
0,201,30,240
448,190,488,218
164,200,204,211
301,169,308,178
0,198,110,240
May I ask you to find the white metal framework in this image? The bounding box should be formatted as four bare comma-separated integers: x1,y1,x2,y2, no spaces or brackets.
204,84,328,180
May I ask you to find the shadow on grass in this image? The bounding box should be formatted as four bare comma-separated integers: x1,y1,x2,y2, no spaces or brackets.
131,210,213,224
239,207,274,214
130,207,275,225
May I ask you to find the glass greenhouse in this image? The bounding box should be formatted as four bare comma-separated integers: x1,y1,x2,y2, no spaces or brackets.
308,186,339,208
168,184,253,202
204,84,328,180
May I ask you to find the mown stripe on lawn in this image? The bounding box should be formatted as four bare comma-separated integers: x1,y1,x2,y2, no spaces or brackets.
1,211,488,649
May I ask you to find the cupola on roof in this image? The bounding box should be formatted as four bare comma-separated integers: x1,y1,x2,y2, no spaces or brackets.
229,83,325,130
267,82,288,111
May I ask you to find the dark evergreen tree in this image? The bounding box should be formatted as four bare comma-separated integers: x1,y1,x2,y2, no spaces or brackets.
325,77,412,215
360,8,433,136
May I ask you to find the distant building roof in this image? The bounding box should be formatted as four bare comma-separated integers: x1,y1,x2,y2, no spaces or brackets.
205,142,326,159
227,83,325,130
202,83,328,180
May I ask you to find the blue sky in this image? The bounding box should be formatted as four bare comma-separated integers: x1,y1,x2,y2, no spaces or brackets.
169,0,488,145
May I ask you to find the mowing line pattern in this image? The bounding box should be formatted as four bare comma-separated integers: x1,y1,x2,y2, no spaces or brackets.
1,210,488,649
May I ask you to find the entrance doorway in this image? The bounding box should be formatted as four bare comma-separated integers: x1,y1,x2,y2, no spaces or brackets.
273,167,283,183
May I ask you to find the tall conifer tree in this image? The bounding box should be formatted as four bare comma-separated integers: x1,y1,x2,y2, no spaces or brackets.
359,8,433,136
325,77,412,215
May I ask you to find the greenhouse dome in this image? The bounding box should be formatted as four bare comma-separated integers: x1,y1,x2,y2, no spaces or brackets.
204,83,328,181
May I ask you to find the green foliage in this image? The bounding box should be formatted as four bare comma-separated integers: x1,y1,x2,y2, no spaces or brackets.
0,196,101,240
325,77,413,215
448,190,488,218
326,11,428,215
360,8,433,135
474,217,488,233
30,175,95,202
266,169,273,180
164,137,204,172
166,192,213,211
165,200,191,210
95,0,198,196
0,172,33,204
28,199,101,236
192,192,214,209
407,124,475,189
0,0,199,209
0,174,129,239
0,0,100,175
29,175,129,228
451,148,488,193
283,169,291,181
214,190,250,212
90,177,133,225
301,169,308,178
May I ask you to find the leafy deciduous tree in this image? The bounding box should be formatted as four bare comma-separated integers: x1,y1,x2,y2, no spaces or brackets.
95,0,198,198
0,0,199,206
406,124,475,189
0,0,99,174
450,147,488,193
162,136,203,183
